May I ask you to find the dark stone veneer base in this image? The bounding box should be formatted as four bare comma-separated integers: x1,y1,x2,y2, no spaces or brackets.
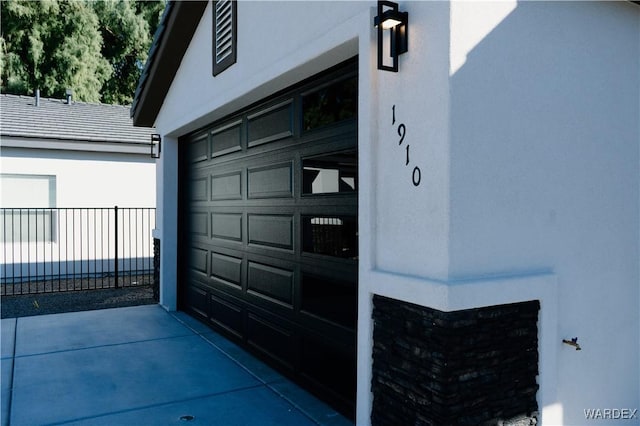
153,238,160,302
372,295,540,426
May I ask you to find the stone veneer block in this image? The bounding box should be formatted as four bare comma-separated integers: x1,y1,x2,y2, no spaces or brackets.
371,296,540,425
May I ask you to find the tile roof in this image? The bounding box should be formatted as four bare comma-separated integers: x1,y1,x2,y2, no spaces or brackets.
0,94,154,145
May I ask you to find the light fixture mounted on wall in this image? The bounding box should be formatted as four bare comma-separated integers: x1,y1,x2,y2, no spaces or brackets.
151,134,161,159
374,0,408,72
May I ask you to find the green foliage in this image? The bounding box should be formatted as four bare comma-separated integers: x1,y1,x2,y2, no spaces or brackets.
94,0,165,104
0,0,165,104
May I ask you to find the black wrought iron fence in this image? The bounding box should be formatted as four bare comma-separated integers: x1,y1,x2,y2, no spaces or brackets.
0,207,156,295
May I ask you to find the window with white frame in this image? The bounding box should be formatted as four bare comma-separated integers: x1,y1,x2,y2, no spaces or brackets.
0,174,57,242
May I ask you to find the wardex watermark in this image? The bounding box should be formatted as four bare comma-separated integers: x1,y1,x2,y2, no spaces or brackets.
584,408,638,420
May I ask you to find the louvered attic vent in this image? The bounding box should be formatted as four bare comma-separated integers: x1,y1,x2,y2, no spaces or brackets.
213,0,237,76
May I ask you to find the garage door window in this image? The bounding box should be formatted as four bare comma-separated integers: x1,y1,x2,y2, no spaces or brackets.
302,150,357,195
302,76,357,132
302,215,357,259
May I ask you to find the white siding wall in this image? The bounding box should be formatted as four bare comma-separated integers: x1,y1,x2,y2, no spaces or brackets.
152,2,640,425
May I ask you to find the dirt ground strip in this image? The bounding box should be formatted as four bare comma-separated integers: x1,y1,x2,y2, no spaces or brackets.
1,274,153,296
1,285,156,319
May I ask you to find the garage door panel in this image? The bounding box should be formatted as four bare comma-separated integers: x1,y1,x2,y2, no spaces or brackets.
243,205,297,215
211,212,243,241
204,238,244,254
296,197,358,210
210,120,242,158
190,248,209,275
299,333,356,405
187,270,218,292
247,261,294,307
247,312,295,372
297,313,356,351
186,285,209,321
211,171,243,200
299,256,357,278
247,162,293,199
247,100,294,147
300,272,356,330
203,276,245,299
210,251,243,287
298,127,357,157
190,212,208,237
189,134,209,163
191,177,208,201
209,293,244,339
247,214,293,250
206,139,297,170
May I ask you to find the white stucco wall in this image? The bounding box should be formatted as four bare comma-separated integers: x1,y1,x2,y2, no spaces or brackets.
448,2,639,424
151,1,639,425
0,144,157,282
0,146,156,208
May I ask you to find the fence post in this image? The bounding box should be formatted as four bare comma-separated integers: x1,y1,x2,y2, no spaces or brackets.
114,205,119,288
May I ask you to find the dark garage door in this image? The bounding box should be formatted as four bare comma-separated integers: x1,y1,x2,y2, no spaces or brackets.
178,60,358,417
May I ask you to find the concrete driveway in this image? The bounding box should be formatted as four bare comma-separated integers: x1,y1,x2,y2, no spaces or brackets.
1,305,351,426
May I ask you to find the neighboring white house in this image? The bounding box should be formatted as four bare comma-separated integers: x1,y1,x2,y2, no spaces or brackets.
1,93,156,207
0,94,156,284
131,2,639,425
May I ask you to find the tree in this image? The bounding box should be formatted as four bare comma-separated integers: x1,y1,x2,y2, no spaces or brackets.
0,0,165,104
94,0,165,104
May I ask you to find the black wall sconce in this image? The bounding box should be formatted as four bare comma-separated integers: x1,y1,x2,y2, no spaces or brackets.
151,133,161,159
374,0,408,72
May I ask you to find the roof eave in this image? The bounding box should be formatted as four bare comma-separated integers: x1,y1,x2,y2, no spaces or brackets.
131,0,639,128
131,1,208,128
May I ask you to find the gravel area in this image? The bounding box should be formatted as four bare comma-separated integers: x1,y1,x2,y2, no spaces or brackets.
1,274,154,296
1,285,156,319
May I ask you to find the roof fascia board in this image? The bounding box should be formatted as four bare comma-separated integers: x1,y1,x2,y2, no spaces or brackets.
1,136,151,156
132,1,208,127
0,132,149,146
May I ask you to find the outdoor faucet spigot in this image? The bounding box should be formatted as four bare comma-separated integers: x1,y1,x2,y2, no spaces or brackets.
562,337,581,351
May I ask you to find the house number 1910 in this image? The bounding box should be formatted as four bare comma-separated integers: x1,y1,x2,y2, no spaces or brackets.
392,105,421,186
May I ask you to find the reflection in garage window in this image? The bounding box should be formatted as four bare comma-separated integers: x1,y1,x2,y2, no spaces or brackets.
302,216,357,259
302,150,357,195
302,76,357,131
